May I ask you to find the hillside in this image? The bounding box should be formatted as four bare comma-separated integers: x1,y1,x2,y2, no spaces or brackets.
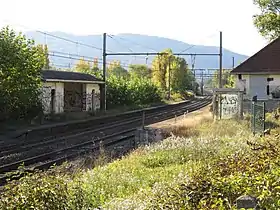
26,32,248,69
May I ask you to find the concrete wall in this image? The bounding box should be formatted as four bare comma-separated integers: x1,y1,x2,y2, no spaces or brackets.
42,81,101,114
235,74,249,96
249,75,267,100
267,74,280,98
42,82,64,114
235,74,280,100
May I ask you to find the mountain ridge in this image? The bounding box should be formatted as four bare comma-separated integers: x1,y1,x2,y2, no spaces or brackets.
25,31,248,70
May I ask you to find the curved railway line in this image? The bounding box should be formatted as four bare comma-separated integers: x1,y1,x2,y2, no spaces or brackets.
0,96,211,185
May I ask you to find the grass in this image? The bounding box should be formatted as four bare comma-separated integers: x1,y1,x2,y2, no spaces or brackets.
3,112,280,209
76,119,252,209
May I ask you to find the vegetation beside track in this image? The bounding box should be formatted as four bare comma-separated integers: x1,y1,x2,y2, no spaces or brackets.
4,111,280,209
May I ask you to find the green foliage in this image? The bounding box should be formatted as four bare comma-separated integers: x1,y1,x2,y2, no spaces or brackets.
37,44,50,70
0,171,89,210
253,0,280,40
75,57,103,79
208,69,235,88
5,119,280,209
0,26,45,121
128,64,151,79
107,60,129,79
147,136,280,209
151,49,172,91
92,58,103,79
151,49,195,95
171,57,195,93
106,75,162,108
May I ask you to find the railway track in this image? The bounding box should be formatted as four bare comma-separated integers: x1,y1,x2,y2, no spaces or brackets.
0,97,211,185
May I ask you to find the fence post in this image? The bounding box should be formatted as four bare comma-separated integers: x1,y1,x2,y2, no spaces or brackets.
238,91,244,120
262,102,266,133
252,101,256,134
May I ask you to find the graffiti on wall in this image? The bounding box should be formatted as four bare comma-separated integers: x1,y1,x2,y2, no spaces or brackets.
220,94,239,119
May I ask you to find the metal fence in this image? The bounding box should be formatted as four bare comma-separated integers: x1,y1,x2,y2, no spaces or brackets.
251,101,265,134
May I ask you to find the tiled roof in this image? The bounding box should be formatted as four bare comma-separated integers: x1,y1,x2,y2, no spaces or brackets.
41,70,104,83
231,37,280,74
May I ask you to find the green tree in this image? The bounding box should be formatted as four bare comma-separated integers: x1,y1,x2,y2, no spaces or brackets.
107,61,129,78
171,57,195,93
0,26,45,121
151,49,195,94
253,0,280,40
37,44,50,70
209,69,235,88
43,45,50,69
128,64,151,79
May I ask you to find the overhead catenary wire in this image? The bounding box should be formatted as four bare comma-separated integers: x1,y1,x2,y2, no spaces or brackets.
48,53,131,68
36,30,111,52
109,34,158,52
49,51,135,67
108,35,134,53
3,20,114,53
179,33,217,54
49,51,103,61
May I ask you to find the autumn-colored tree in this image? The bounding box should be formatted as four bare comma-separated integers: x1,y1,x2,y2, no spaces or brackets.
107,60,129,78
75,58,91,74
151,49,173,91
92,58,103,79
151,49,195,94
253,0,280,40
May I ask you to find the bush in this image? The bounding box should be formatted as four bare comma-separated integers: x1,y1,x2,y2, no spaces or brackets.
106,76,162,109
0,26,45,121
0,170,89,210
5,119,280,209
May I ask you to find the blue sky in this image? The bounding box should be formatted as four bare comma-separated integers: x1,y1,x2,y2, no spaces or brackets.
0,0,268,56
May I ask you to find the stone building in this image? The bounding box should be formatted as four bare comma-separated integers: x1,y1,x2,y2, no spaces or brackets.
41,70,104,114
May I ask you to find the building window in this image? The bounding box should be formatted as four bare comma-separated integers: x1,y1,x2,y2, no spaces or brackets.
238,74,242,80
267,78,274,82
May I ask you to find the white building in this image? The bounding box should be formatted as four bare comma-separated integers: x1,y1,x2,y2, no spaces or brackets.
41,70,104,114
231,37,280,100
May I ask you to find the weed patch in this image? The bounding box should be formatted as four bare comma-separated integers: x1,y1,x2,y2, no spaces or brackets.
3,118,280,209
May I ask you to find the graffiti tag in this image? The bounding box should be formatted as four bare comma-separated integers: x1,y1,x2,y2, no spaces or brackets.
220,94,239,119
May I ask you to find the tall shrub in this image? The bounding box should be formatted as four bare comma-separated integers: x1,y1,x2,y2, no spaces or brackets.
0,26,45,121
106,75,162,109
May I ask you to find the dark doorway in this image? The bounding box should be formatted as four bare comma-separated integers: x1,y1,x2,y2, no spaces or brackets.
64,83,83,112
51,89,55,113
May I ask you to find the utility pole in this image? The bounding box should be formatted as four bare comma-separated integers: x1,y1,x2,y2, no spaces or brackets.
102,33,107,111
219,31,223,88
232,56,235,69
168,56,171,100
